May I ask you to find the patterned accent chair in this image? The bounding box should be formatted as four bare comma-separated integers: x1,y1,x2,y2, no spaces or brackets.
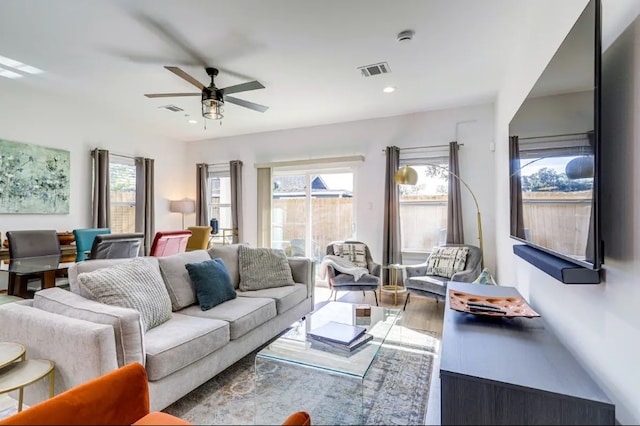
323,240,380,305
403,243,482,310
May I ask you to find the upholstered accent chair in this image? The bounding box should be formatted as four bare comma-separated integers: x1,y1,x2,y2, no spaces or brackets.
403,243,482,310
323,240,380,305
149,230,192,257
73,228,111,261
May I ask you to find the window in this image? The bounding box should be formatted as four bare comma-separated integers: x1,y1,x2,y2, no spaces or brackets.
109,157,136,233
399,152,449,254
207,165,232,243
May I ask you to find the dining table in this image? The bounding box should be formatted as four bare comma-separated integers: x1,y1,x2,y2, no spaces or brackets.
0,254,76,298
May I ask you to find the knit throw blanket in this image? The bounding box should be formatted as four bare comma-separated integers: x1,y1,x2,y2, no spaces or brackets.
320,255,369,281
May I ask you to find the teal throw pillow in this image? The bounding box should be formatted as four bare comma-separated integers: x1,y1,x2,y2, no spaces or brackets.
472,268,497,285
185,258,237,311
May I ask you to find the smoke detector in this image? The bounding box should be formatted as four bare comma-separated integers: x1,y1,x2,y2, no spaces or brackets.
397,30,415,42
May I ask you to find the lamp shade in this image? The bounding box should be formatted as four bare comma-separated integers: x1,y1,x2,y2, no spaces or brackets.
169,199,195,214
394,165,418,185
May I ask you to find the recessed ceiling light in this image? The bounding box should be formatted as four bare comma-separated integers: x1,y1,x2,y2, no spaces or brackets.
383,86,396,93
188,119,198,124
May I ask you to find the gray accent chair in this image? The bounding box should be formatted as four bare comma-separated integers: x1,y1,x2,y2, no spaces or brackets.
403,244,482,310
89,233,145,260
324,240,381,305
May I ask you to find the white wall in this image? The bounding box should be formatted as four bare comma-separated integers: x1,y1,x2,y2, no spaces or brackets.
185,104,497,271
496,0,640,423
0,81,189,247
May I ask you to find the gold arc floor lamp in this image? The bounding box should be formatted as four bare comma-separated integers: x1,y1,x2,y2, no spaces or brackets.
169,199,196,230
395,165,484,269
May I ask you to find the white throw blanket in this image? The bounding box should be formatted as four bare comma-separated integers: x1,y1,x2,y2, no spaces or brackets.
320,255,369,281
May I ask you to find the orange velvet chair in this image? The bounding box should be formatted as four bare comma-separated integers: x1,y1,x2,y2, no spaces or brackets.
149,230,192,257
0,363,188,425
282,411,311,425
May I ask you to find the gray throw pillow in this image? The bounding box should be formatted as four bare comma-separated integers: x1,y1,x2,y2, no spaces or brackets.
77,257,172,332
238,246,294,291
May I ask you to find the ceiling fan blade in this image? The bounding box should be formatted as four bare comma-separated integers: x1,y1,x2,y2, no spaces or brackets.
144,93,201,98
225,96,269,113
221,81,265,96
134,13,209,68
164,66,206,91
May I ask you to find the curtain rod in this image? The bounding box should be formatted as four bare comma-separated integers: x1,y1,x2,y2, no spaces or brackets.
207,162,228,167
518,131,590,141
90,149,136,160
380,142,462,153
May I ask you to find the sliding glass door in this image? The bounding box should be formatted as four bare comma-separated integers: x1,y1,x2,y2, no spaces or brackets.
271,169,355,275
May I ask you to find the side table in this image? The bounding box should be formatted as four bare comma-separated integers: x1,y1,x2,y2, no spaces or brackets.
0,342,55,412
380,264,406,306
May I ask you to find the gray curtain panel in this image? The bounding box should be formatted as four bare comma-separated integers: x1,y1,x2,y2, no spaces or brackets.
135,157,155,255
509,136,526,239
256,167,272,248
195,163,209,226
91,148,110,228
383,146,401,285
447,141,464,244
230,160,243,244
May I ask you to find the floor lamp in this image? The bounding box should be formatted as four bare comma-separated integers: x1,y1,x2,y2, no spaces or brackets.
395,165,484,269
170,199,195,230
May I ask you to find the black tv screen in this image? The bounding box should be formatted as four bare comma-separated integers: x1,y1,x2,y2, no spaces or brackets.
508,0,602,270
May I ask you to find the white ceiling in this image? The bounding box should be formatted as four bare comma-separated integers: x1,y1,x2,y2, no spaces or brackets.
0,0,533,142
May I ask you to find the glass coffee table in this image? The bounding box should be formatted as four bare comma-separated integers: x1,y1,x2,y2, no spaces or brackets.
254,302,400,424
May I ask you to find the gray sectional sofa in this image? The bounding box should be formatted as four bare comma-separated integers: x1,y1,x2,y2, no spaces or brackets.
0,244,315,411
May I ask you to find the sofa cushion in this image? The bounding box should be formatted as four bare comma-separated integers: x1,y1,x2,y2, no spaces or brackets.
185,258,237,311
158,250,211,311
406,275,448,297
237,284,307,314
179,297,276,340
238,246,294,291
426,246,469,278
77,258,172,332
333,243,367,268
33,288,145,367
69,258,160,298
472,268,498,285
144,313,229,381
208,244,246,289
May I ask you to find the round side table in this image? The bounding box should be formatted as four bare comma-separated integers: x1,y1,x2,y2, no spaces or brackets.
380,264,407,306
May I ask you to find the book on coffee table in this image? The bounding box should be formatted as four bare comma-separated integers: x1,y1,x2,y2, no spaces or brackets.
307,321,366,345
309,332,374,355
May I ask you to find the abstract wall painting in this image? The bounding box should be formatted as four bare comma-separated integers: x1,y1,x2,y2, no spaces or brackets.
0,138,70,214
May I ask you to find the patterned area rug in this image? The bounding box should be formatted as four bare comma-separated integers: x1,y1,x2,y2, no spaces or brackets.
164,325,439,425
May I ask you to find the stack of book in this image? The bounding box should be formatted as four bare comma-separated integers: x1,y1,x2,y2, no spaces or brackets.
307,321,373,355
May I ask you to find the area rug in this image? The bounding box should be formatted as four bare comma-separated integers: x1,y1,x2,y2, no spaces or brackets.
164,326,439,425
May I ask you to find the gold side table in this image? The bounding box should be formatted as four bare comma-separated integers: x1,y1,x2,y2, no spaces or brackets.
380,264,407,306
0,343,55,412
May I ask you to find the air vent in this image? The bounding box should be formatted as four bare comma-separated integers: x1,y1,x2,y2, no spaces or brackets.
358,62,391,77
159,104,184,112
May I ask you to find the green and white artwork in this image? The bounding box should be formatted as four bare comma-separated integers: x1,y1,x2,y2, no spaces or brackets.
0,138,70,214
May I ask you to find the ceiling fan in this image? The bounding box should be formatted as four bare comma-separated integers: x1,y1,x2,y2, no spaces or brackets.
145,65,268,120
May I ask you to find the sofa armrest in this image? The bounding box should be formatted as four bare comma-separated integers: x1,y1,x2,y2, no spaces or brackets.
451,264,482,283
368,260,381,277
287,257,316,305
0,302,119,406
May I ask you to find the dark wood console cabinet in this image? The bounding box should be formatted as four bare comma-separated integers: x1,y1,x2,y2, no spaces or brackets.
440,281,615,425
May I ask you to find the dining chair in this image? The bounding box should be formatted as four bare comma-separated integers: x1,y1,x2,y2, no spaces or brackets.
149,230,192,257
89,233,145,260
72,228,111,262
185,226,212,251
6,230,61,297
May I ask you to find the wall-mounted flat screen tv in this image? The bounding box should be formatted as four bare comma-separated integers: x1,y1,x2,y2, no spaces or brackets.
508,0,602,270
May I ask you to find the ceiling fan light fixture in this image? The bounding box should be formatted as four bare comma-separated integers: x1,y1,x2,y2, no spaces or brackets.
202,98,224,120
